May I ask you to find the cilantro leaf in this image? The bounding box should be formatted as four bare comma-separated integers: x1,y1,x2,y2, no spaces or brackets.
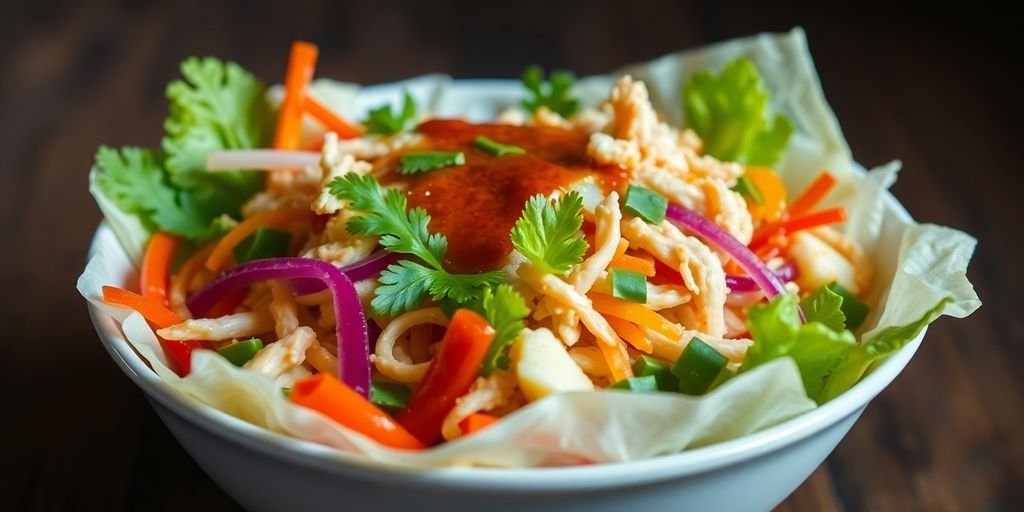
739,293,856,403
510,191,588,276
399,151,465,175
800,285,847,332
682,57,794,166
94,146,215,238
362,92,417,135
520,65,581,118
329,173,504,316
161,57,270,219
477,284,530,375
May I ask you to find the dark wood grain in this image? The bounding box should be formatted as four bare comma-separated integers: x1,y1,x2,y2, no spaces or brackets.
1,1,1019,510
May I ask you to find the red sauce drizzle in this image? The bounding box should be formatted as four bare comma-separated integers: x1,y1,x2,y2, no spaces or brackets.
375,119,627,273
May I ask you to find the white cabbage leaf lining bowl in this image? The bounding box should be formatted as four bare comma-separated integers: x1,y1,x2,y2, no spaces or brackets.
80,29,979,511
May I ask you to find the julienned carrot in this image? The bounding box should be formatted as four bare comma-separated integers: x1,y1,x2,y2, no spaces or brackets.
609,252,656,277
459,413,499,436
749,207,847,250
291,373,424,450
205,207,314,271
588,293,682,340
140,232,180,306
103,286,182,329
273,41,318,150
304,95,363,139
605,316,653,353
787,172,837,218
399,309,495,445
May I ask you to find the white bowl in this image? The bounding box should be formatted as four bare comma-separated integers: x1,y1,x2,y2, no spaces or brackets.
86,80,924,512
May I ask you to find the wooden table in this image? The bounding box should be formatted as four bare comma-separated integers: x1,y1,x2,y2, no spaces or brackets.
2,1,1018,510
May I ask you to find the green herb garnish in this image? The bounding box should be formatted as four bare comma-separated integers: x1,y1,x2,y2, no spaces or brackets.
362,91,417,135
399,151,465,175
510,191,588,276
520,65,581,118
610,268,648,303
473,136,525,156
478,284,530,375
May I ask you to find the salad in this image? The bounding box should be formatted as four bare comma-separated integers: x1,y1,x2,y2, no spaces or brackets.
82,35,978,461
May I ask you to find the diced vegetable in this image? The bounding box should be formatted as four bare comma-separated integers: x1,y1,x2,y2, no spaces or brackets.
140,232,180,306
399,151,465,175
290,373,424,450
510,328,594,401
610,268,648,303
623,185,668,224
370,381,413,409
217,338,263,366
610,375,659,393
632,355,679,392
459,413,499,435
672,337,729,395
473,136,525,156
399,309,495,444
232,227,292,263
828,283,869,330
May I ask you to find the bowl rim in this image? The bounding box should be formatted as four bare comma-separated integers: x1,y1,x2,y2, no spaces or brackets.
87,78,924,491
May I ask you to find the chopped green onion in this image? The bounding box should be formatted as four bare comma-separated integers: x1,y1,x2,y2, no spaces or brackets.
370,381,412,409
473,136,525,156
828,282,870,330
672,337,729,395
233,227,292,263
623,185,668,224
632,355,679,392
399,151,465,175
732,175,764,206
216,338,263,366
610,375,659,393
610,268,647,303
281,387,292,398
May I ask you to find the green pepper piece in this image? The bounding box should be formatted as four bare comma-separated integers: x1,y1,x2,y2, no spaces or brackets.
233,227,292,263
827,282,869,330
632,355,679,392
370,381,412,409
217,338,263,366
610,375,659,393
672,337,729,395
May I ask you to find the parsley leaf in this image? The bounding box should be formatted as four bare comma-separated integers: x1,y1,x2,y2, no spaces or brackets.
510,191,588,276
682,57,794,166
800,284,847,332
329,173,504,316
477,284,530,375
399,151,465,175
162,57,270,218
362,91,417,135
94,146,217,238
520,65,581,118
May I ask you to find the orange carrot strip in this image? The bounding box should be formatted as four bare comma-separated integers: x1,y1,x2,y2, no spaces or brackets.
140,232,180,306
304,95,363,139
787,172,837,218
273,41,319,150
588,293,682,340
750,207,847,251
102,286,182,329
459,413,499,436
609,252,656,277
291,373,425,450
205,207,315,272
604,316,653,353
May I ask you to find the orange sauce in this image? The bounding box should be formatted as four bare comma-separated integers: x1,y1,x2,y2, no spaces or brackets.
375,119,628,273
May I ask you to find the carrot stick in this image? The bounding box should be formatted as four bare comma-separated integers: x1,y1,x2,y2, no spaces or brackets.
291,373,425,450
140,232,180,306
605,316,653,353
103,286,182,329
205,207,314,272
459,413,499,436
304,95,363,139
749,207,847,251
588,293,682,340
609,252,656,277
787,172,837,218
273,41,319,150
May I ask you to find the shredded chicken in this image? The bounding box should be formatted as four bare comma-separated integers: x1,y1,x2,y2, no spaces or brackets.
157,311,274,341
244,326,316,380
269,280,299,338
441,371,517,441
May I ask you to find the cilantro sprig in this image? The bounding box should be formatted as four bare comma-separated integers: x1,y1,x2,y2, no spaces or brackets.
362,92,418,136
399,151,465,175
477,284,530,375
520,66,581,118
329,173,504,316
510,191,588,276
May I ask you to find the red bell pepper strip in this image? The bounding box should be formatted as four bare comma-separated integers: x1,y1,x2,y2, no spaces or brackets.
140,232,179,306
398,309,495,445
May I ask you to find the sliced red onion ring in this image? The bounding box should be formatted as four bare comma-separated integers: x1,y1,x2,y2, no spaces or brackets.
665,203,788,299
291,251,399,295
187,257,370,397
725,262,797,293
